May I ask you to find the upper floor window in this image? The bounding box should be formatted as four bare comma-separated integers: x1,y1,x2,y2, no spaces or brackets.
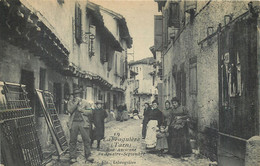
98,90,102,100
75,2,82,44
100,40,108,63
168,2,180,28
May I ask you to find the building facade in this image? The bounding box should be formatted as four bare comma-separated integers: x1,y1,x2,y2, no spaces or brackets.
126,57,158,114
0,0,132,149
153,0,260,165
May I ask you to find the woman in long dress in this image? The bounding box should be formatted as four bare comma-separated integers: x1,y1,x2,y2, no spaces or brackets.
167,97,192,157
91,102,108,150
145,100,163,149
162,100,172,149
142,103,151,139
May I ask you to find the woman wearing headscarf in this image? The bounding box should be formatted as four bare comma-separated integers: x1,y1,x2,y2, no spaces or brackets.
145,100,163,149
163,100,172,124
91,101,108,150
167,97,192,158
162,100,172,149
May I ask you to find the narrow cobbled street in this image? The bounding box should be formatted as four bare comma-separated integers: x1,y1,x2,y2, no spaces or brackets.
1,1,260,166
48,119,213,166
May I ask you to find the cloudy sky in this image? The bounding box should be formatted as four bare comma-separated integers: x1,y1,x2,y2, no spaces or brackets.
91,0,160,61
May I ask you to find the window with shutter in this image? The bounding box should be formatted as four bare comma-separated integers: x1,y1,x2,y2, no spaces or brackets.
75,2,82,44
124,51,128,79
163,9,168,47
154,15,163,51
120,57,124,77
107,47,114,71
115,53,118,75
169,2,180,28
100,41,107,63
104,47,108,62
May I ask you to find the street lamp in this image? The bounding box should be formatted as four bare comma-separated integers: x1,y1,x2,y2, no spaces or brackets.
83,32,95,57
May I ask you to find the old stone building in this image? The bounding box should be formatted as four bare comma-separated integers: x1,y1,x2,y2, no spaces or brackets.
0,0,132,149
153,0,260,165
126,57,157,114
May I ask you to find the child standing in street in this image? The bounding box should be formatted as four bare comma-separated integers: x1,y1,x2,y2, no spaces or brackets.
155,126,169,156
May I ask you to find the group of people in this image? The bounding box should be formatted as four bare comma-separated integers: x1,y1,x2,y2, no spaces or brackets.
116,104,128,122
66,88,191,163
142,98,192,158
67,89,108,164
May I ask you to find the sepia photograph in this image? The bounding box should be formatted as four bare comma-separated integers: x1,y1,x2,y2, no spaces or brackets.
0,0,260,165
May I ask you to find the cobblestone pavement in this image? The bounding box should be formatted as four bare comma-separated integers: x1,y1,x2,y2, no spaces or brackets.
47,119,216,166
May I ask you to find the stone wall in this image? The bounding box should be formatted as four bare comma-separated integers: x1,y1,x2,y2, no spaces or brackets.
0,39,73,148
245,136,260,166
162,0,250,160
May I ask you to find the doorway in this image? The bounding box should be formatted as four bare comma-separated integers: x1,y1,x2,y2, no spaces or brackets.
20,70,35,109
107,92,111,110
53,83,62,114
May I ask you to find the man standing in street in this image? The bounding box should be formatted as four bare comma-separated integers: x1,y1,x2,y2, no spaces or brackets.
67,89,94,164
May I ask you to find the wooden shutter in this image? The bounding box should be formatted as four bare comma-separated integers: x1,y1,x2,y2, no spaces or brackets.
163,9,168,47
115,53,118,75
107,47,114,71
100,41,107,63
154,15,163,51
75,2,82,44
124,54,128,78
169,2,180,28
120,57,124,77
100,41,104,63
104,46,108,62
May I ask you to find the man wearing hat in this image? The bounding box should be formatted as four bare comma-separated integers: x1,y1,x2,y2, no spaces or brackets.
67,88,94,163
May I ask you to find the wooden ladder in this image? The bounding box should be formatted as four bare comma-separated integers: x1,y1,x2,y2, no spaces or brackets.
42,91,68,154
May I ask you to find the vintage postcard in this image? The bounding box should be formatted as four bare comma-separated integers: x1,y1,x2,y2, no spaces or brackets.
0,0,259,166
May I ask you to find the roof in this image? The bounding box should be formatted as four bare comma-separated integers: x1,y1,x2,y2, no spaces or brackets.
129,57,155,66
87,2,123,52
87,1,132,49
